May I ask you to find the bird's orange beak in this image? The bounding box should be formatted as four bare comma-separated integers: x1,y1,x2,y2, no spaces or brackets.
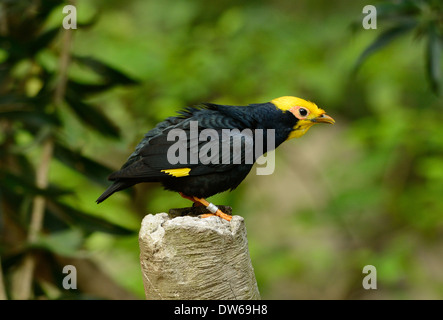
311,113,335,124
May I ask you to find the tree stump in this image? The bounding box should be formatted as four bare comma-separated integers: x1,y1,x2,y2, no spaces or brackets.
139,212,260,300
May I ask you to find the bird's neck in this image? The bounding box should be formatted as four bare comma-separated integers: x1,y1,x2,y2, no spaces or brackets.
248,103,296,149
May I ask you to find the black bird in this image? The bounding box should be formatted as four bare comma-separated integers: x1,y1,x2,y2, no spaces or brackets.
96,96,335,221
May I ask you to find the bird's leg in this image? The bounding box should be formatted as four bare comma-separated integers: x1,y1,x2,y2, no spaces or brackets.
178,192,202,208
179,192,204,207
178,192,232,221
192,196,232,221
179,192,197,203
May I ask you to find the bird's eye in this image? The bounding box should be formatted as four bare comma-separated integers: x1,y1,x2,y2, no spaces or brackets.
299,108,308,117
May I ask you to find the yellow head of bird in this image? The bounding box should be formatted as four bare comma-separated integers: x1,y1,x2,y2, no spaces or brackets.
271,96,335,139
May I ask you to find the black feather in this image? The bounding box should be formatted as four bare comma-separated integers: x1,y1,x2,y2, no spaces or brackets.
96,101,298,202
96,180,135,203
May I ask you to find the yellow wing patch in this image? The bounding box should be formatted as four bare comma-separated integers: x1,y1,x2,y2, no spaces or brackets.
161,168,191,177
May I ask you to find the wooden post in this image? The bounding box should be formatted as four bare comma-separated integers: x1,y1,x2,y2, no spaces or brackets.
139,212,260,300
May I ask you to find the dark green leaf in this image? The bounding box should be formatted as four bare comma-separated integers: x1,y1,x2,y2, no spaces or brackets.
426,24,442,94
0,91,58,129
53,142,114,186
9,126,53,154
46,199,135,236
76,13,100,29
66,80,114,97
0,250,26,269
354,21,417,72
72,55,139,86
30,27,60,54
0,110,60,128
34,229,84,256
35,0,65,22
0,93,31,108
0,27,59,62
0,170,72,198
65,90,120,138
375,1,420,22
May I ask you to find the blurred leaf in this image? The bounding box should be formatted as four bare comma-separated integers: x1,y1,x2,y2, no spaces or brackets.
9,125,53,154
375,1,420,22
426,24,442,94
46,200,135,236
0,0,139,300
29,27,60,55
64,90,120,138
0,110,60,128
354,21,417,72
417,156,443,180
35,0,65,22
66,80,113,97
53,142,113,186
72,55,138,86
0,152,34,181
76,13,100,29
0,90,58,130
34,229,84,256
0,170,72,198
0,91,51,111
0,93,30,107
0,28,59,62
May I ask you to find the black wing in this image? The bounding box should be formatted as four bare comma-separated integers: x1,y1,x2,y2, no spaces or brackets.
96,104,255,203
108,105,255,180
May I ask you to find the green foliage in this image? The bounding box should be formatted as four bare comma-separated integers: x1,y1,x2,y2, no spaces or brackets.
0,0,137,299
355,0,443,94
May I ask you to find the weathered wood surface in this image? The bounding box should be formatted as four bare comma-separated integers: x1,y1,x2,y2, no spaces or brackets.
139,212,260,300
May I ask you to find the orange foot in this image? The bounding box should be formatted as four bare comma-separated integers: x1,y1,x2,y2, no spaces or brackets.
179,193,232,221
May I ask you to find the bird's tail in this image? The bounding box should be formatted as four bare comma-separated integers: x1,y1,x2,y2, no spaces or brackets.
96,180,134,204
